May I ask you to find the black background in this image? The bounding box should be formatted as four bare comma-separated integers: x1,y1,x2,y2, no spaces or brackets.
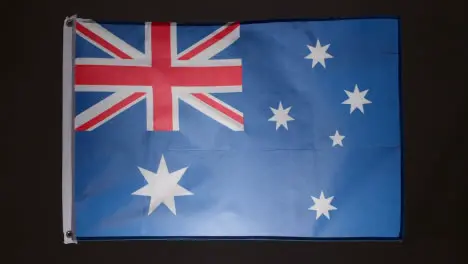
7,0,464,263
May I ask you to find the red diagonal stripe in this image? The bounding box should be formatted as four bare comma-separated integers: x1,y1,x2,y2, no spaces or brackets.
76,22,132,59
178,23,239,60
192,93,243,125
76,92,145,131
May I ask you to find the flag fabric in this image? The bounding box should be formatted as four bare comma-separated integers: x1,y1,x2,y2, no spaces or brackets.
62,17,401,242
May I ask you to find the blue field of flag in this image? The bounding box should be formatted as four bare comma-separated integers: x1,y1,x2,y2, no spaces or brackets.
72,18,401,240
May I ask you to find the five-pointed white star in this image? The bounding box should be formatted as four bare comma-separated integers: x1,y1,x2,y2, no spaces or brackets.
132,155,193,216
329,130,345,147
308,191,337,220
305,39,334,68
268,102,295,130
342,84,372,114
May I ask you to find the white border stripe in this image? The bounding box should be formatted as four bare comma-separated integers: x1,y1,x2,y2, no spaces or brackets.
170,23,178,66
78,21,145,59
179,93,243,131
145,88,154,131
62,16,77,244
172,92,180,131
144,23,153,131
145,22,152,61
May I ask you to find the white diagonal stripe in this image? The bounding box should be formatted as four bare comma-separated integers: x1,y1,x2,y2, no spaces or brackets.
176,23,241,66
74,91,144,130
187,25,239,61
179,93,243,131
198,93,243,117
177,23,234,59
76,30,118,58
78,20,146,59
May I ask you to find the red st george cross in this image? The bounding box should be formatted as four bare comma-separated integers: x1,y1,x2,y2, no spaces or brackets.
74,20,244,131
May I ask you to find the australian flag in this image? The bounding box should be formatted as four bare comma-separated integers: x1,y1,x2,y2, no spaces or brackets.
63,17,401,241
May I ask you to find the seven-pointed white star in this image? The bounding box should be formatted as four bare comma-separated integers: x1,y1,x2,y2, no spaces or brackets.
308,191,337,220
330,130,345,147
305,39,334,68
342,84,372,114
132,155,193,216
268,102,295,130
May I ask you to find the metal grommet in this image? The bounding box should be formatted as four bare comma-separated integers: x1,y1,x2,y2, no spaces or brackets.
65,18,73,27
66,230,73,238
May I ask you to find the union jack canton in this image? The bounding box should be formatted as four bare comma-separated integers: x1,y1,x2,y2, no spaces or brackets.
75,21,243,131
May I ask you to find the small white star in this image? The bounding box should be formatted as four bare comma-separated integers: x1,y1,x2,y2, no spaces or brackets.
305,39,334,68
132,155,193,216
308,191,337,220
268,102,295,130
329,130,345,147
342,84,372,114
